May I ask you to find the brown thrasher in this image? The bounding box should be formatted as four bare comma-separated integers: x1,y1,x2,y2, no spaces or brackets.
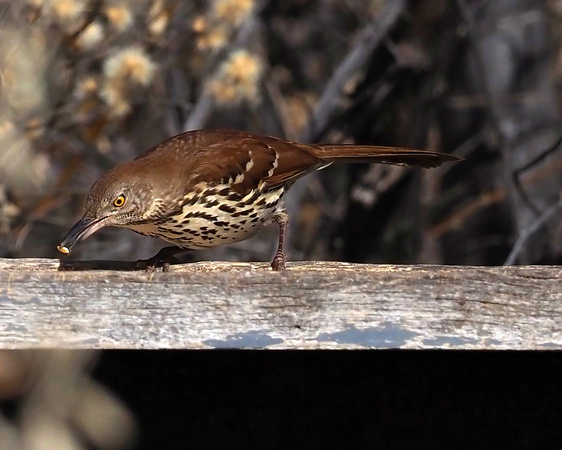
58,129,460,270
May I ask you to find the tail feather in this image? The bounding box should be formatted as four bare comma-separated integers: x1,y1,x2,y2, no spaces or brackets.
311,144,461,169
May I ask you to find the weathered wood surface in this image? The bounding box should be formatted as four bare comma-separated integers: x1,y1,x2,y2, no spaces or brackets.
0,258,560,349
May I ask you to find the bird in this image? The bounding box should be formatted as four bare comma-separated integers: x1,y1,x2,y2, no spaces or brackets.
58,129,461,271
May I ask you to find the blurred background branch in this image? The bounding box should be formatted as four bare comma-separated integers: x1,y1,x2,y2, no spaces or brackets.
0,0,560,265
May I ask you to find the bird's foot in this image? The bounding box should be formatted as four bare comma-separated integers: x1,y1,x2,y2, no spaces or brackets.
135,247,183,272
270,251,286,271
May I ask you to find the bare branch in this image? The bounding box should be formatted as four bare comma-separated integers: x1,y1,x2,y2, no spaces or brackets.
504,197,562,265
299,0,406,143
512,133,562,215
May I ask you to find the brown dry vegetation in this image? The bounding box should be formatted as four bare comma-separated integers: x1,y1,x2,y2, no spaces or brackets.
0,0,561,266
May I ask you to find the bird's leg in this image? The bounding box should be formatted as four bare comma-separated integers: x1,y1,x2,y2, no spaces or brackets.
271,212,289,271
135,246,185,272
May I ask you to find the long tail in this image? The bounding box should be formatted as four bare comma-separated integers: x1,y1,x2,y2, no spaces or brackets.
310,144,461,169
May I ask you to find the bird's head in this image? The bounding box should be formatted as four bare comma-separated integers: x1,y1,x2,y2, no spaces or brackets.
58,163,159,255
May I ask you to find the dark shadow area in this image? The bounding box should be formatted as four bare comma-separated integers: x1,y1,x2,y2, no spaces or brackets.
57,251,197,271
93,351,562,450
57,259,142,271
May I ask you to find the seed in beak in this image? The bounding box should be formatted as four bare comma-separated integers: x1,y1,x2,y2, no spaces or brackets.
57,245,70,254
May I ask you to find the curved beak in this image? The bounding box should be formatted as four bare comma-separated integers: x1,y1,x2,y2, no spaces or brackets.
57,216,109,255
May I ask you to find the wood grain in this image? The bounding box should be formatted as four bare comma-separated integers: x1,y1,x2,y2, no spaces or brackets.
0,259,560,349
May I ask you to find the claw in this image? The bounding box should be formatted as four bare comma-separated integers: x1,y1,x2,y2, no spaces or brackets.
135,247,183,272
271,252,286,271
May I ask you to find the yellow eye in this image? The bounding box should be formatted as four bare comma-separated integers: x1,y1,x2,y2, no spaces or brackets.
113,195,126,207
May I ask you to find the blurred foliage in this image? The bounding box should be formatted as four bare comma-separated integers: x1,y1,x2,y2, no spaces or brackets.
0,0,560,265
0,350,135,450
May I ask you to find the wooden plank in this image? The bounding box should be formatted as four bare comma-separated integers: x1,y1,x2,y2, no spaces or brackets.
0,258,560,349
